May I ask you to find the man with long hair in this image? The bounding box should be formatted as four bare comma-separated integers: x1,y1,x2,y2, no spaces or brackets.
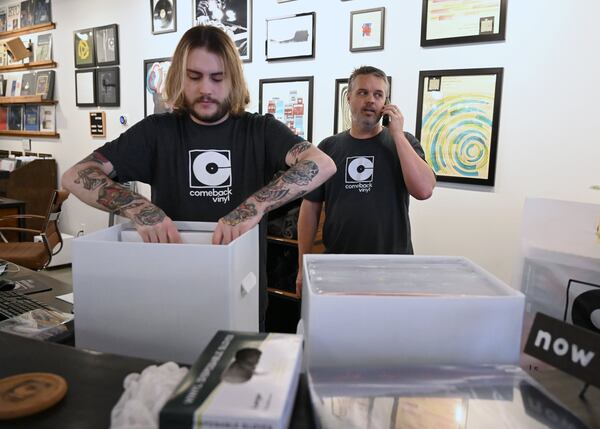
62,26,336,327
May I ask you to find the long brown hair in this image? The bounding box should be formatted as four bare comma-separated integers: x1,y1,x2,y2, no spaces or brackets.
164,26,250,116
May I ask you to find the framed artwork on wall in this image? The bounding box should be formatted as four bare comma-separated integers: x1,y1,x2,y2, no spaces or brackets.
420,0,507,47
75,69,96,107
259,76,313,142
334,75,392,134
96,67,120,107
151,0,177,34
415,67,504,186
74,28,95,68
94,24,119,66
144,57,172,117
266,12,315,61
193,0,252,62
350,7,385,52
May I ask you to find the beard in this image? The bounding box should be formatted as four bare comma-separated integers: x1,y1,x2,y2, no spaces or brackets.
186,95,231,124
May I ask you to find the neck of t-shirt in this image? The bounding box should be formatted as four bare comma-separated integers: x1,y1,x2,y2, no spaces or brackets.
349,125,384,140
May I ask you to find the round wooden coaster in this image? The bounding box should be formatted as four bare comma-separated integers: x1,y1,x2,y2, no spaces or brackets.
0,373,67,420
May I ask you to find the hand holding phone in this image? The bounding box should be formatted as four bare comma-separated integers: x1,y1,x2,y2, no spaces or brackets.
381,98,390,127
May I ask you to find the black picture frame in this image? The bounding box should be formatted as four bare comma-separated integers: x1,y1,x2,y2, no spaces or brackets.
350,7,385,52
94,24,119,66
143,57,172,117
193,0,252,62
415,67,504,186
265,12,315,62
420,0,507,47
151,0,177,35
334,75,392,135
75,69,96,107
259,76,314,142
96,67,120,107
74,28,95,68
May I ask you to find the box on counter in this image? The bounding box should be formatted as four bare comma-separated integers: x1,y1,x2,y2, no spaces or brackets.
160,331,303,429
73,222,259,364
301,255,525,369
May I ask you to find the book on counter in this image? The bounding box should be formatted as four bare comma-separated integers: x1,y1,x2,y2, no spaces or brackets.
159,330,303,429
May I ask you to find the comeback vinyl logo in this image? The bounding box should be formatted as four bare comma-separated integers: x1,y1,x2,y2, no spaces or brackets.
189,150,232,188
345,156,374,193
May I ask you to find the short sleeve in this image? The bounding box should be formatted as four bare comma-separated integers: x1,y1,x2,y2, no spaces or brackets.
405,132,426,161
263,114,305,173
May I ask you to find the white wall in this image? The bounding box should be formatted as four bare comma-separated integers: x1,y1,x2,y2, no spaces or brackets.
1,0,599,285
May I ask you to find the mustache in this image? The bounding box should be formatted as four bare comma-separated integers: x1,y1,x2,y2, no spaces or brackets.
194,96,219,104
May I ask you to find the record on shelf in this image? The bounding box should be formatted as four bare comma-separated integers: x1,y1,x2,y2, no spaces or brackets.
153,0,173,29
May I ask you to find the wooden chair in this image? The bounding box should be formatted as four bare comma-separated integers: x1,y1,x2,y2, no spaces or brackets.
0,190,69,270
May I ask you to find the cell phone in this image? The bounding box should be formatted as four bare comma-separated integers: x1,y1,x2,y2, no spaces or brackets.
381,98,390,127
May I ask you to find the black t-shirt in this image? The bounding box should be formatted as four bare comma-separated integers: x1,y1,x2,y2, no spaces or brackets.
97,111,304,323
305,129,426,254
98,112,303,220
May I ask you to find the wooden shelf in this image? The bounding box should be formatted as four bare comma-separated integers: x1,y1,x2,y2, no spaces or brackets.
0,23,56,39
0,130,59,138
0,60,57,73
0,96,56,105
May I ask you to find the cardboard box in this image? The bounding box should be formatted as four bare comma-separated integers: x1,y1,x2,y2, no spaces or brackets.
160,331,302,429
73,222,259,364
301,255,525,369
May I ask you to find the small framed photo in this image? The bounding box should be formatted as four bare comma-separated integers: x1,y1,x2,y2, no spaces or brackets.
259,76,313,142
151,0,177,34
144,57,172,117
74,28,95,68
193,0,252,62
334,75,392,134
96,67,120,107
94,24,119,66
415,67,504,186
421,0,507,47
75,69,96,107
350,7,385,52
266,12,315,61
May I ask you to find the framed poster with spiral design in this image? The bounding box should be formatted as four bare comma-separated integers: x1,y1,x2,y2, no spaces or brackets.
415,68,503,186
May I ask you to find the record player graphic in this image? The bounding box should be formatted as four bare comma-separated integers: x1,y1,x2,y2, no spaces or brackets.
563,279,600,334
189,149,232,188
153,0,174,30
345,156,374,183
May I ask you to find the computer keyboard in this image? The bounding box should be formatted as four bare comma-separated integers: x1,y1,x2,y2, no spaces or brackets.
0,290,52,321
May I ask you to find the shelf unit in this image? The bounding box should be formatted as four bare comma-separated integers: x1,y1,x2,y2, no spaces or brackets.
0,22,58,139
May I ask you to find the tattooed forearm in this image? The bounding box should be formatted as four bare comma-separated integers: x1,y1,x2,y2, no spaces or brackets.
281,160,319,186
115,201,146,216
74,167,108,191
287,142,312,163
135,207,166,225
97,184,136,211
222,202,258,226
264,190,307,213
75,152,116,178
254,181,290,202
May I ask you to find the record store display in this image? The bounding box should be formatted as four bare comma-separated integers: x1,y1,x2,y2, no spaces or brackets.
151,0,176,34
73,28,95,68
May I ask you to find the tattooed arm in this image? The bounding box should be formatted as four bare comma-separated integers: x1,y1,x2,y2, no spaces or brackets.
61,152,182,243
212,141,336,245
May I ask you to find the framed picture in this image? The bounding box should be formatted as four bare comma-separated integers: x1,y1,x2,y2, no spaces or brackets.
96,67,120,107
350,7,385,52
75,69,96,107
415,68,504,186
74,28,95,68
334,76,392,134
259,76,313,142
420,0,507,47
193,0,252,62
151,0,177,34
94,24,119,66
144,57,172,117
266,12,315,61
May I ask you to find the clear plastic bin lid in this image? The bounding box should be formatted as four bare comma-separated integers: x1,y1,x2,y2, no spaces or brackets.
306,257,514,297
